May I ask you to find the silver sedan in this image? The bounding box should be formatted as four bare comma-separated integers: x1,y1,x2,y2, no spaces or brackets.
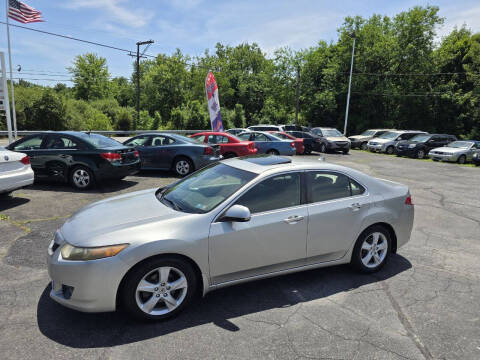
47,156,414,320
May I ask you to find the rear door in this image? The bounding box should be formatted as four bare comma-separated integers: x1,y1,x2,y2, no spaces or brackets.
306,171,370,263
8,134,46,175
146,135,176,169
209,171,308,283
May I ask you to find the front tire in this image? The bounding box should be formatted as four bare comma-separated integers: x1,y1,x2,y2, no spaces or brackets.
173,157,193,177
70,166,94,190
457,155,466,164
121,257,198,321
416,149,426,159
361,142,368,150
386,146,395,155
342,149,349,155
351,225,391,273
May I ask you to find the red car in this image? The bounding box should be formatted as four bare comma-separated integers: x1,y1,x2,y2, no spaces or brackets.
270,131,305,155
191,132,258,158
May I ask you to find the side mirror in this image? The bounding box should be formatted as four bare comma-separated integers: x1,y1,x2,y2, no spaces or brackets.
219,204,251,222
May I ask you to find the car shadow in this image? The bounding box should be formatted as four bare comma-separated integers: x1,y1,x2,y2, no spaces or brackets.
27,180,138,194
0,195,30,211
37,254,411,348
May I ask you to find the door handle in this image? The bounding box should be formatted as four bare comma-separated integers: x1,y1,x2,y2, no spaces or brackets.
349,203,362,211
284,215,304,224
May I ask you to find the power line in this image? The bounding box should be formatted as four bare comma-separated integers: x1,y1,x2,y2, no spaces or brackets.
13,77,73,82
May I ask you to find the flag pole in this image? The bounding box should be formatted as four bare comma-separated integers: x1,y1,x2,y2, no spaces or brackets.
5,0,18,140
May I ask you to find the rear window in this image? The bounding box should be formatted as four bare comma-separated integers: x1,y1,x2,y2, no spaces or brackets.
78,133,123,148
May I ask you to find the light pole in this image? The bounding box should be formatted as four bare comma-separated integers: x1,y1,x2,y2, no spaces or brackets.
135,40,154,130
343,31,356,136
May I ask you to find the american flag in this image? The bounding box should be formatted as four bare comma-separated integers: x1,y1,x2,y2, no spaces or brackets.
8,0,44,24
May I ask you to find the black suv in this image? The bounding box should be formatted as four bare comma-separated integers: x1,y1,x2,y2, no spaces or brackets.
396,134,457,159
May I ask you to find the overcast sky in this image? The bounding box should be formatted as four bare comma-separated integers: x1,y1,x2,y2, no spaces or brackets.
0,0,479,85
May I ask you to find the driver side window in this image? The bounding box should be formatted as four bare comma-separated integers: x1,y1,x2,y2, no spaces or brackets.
235,173,301,214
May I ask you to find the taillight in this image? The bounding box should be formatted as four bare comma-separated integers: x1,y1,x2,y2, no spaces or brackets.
290,142,295,148
405,195,413,205
20,155,30,165
204,146,213,155
134,150,139,158
100,152,122,162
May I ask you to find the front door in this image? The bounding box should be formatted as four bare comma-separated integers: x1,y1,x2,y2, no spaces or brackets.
209,172,308,284
305,171,370,263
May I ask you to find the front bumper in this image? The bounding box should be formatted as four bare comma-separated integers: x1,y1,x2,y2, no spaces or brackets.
327,142,351,152
367,143,385,152
47,243,131,313
0,166,34,193
428,152,458,162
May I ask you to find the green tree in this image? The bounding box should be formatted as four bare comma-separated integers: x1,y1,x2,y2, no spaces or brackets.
69,53,111,101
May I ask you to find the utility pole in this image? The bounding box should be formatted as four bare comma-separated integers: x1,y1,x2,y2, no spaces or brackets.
343,31,356,136
295,65,300,126
135,40,154,130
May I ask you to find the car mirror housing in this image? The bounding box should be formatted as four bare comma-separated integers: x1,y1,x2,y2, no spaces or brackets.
219,204,251,222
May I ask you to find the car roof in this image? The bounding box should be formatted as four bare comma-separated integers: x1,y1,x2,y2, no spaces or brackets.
222,156,358,175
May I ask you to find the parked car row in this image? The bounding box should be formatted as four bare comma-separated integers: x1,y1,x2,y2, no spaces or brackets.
347,128,480,165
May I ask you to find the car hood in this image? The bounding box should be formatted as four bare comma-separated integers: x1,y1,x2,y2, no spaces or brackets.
349,135,368,141
60,188,189,247
430,146,465,154
369,138,392,144
325,136,350,142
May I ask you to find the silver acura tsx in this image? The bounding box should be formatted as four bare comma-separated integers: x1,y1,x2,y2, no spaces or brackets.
47,155,414,320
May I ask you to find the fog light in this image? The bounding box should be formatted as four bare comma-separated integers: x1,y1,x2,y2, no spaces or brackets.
62,285,74,299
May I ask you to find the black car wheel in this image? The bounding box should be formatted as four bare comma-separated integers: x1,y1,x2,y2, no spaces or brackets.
361,142,368,150
351,225,391,273
223,152,237,159
319,143,327,153
342,149,349,155
70,166,94,190
416,149,426,159
267,149,279,155
173,157,193,177
304,145,312,154
121,256,198,321
457,155,466,164
386,146,395,155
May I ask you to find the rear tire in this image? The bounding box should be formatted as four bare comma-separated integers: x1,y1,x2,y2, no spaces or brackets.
173,157,193,177
416,149,426,159
121,257,198,321
70,165,94,190
342,149,349,155
223,152,237,159
351,225,391,273
319,143,327,153
457,155,466,164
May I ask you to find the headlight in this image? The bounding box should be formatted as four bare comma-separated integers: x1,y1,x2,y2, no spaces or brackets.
61,243,128,261
474,153,478,158
408,144,416,148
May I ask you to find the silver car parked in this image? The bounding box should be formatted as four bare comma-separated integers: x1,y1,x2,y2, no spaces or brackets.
429,140,480,164
349,129,395,150
367,130,427,154
47,156,414,320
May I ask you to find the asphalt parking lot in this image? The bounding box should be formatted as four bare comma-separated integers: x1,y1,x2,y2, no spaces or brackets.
1,150,479,360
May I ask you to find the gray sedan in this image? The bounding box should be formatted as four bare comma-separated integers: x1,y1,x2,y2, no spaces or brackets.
124,133,221,176
429,140,480,164
47,156,414,320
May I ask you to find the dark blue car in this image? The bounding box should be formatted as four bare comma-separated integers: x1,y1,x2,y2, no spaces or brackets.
237,131,296,156
124,133,222,176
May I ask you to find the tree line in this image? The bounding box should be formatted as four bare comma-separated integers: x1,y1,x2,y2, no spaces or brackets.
2,5,479,138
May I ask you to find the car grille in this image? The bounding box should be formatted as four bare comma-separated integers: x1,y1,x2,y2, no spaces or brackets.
431,151,443,155
369,142,379,146
335,142,348,146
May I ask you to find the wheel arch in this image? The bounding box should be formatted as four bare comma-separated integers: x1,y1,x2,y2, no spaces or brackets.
116,252,206,310
171,154,195,171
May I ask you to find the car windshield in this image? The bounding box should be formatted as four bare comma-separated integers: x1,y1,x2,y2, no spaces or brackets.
360,130,376,136
322,129,343,137
447,141,473,149
410,134,431,142
77,133,123,148
158,163,257,213
378,131,400,139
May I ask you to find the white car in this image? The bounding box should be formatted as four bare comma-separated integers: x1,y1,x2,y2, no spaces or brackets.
0,146,34,195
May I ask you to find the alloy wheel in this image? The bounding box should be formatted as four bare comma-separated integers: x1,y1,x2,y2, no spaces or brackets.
417,149,425,159
360,232,388,268
175,160,190,175
72,169,90,188
135,266,188,316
